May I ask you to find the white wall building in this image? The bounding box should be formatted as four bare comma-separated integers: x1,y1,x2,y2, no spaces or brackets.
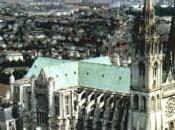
19,0,62,6
0,51,23,64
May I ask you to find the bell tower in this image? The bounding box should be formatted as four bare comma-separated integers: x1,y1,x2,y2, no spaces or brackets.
129,0,163,130
167,3,175,73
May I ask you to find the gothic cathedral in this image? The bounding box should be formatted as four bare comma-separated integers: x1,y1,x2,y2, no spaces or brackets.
129,0,175,130
11,0,175,130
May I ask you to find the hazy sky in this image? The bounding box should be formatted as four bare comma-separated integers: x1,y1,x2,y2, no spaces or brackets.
3,0,18,4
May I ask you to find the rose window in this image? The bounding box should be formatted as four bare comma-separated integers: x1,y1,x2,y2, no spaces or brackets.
165,97,175,118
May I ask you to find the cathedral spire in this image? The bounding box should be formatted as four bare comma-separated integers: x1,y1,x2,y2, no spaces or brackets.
169,3,175,42
168,3,175,72
143,0,154,19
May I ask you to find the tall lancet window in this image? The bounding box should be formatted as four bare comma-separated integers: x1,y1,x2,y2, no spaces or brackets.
55,96,60,116
65,95,70,115
153,62,158,77
27,91,31,110
138,61,145,76
36,94,48,124
157,94,160,109
153,80,156,89
134,95,139,110
141,96,147,111
170,122,174,130
151,96,156,110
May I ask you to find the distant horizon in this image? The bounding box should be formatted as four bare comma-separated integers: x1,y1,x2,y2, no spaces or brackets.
1,0,174,6
1,0,17,3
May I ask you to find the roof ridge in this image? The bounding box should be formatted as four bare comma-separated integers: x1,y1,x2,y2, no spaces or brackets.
43,61,78,70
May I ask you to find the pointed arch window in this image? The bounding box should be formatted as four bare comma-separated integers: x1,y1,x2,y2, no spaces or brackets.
65,95,70,115
55,96,60,116
153,80,156,89
157,94,160,109
134,95,139,110
170,122,174,129
138,61,145,76
151,96,156,110
153,62,158,78
36,94,48,124
141,96,147,111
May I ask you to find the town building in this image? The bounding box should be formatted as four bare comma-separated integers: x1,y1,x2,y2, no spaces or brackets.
19,0,62,7
0,51,23,64
64,0,82,4
82,0,111,5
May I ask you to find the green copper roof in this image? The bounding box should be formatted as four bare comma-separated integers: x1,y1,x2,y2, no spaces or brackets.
26,56,130,94
78,62,130,93
43,62,79,88
26,57,70,78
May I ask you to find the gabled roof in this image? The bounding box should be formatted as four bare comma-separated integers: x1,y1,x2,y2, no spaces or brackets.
25,56,130,94
26,57,70,78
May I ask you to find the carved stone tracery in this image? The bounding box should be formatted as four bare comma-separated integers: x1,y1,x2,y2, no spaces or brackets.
165,97,175,118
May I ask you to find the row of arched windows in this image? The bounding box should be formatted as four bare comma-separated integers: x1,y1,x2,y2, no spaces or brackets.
134,95,146,111
138,61,158,78
151,95,160,110
138,61,159,89
133,94,160,111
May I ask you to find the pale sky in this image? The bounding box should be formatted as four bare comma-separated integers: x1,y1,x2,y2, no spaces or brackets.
3,0,18,4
